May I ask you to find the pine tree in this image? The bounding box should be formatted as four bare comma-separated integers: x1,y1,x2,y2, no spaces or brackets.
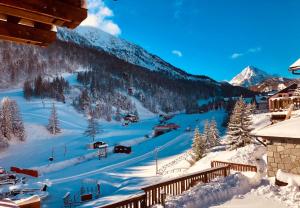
0,132,8,149
192,127,206,161
203,120,211,148
84,110,100,142
227,96,253,150
242,103,253,145
0,98,13,140
227,96,245,149
9,100,25,141
209,119,220,147
115,107,122,122
23,80,33,100
47,103,61,135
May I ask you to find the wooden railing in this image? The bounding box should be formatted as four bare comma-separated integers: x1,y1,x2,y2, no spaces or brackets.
96,193,146,208
98,165,230,208
211,160,257,172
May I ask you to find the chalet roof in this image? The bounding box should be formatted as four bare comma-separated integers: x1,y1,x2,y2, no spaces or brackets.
269,83,298,98
290,58,300,71
252,116,300,139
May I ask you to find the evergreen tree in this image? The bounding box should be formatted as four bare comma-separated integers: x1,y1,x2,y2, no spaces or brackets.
203,120,211,148
192,127,206,161
227,96,245,149
209,119,220,147
47,103,61,135
23,80,33,100
227,96,253,149
9,100,25,141
0,132,8,149
84,110,100,142
0,98,13,140
242,103,254,145
115,107,122,122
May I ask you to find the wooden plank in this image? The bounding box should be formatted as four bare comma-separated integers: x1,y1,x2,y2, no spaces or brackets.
0,0,87,28
0,20,56,46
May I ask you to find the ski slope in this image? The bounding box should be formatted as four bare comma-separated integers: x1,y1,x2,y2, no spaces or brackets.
0,78,226,207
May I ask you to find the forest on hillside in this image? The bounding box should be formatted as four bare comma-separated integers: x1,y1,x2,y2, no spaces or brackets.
0,39,255,117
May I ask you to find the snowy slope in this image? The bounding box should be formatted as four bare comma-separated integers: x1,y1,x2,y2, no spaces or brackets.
230,66,274,87
0,76,226,207
57,26,215,82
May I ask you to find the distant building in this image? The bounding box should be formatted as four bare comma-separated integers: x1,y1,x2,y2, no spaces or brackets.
268,83,300,112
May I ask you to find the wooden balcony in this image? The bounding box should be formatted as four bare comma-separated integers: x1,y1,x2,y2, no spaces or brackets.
0,0,87,46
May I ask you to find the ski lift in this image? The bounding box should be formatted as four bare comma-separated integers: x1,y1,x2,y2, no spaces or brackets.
289,58,300,75
0,0,87,46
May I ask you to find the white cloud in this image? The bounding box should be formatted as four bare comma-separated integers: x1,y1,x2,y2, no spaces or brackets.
248,47,261,53
231,53,244,59
174,0,184,19
230,47,262,60
172,50,183,57
81,0,121,36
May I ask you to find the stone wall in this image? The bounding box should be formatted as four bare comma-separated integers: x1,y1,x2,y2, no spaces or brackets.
267,137,300,177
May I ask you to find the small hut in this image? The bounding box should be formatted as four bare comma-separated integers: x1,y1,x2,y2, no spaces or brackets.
253,117,300,177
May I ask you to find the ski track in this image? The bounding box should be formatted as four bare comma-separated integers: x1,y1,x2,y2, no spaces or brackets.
51,132,189,184
22,112,85,130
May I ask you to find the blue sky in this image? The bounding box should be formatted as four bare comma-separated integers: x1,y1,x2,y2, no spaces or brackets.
83,0,300,81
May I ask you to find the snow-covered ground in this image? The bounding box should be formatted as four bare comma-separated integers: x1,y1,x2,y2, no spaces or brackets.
157,111,300,208
0,76,226,207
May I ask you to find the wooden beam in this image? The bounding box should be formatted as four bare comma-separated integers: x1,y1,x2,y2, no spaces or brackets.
0,20,56,47
0,0,87,28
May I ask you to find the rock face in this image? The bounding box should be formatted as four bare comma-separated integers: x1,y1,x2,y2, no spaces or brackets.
267,137,300,177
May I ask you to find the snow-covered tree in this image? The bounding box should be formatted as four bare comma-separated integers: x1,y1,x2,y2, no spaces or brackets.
242,103,254,144
192,127,206,161
0,98,13,140
203,120,211,148
84,110,100,142
209,119,220,147
227,96,253,150
9,100,25,141
115,107,122,122
47,103,61,135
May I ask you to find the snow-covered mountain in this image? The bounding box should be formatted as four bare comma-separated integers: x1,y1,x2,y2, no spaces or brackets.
57,26,213,82
229,66,273,87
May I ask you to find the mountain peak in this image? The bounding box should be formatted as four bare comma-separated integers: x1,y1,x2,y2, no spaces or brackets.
230,66,272,87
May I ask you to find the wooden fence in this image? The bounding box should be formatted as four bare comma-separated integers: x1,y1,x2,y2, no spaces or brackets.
97,165,230,208
211,160,257,172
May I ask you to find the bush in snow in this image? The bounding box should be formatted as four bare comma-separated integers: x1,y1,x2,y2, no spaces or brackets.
227,96,253,150
47,103,61,135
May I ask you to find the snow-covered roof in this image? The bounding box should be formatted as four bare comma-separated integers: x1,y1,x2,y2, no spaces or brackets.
290,58,300,70
252,116,300,139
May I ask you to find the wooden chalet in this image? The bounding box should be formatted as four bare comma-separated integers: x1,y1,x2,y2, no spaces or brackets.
252,117,300,178
268,83,300,112
0,0,87,46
